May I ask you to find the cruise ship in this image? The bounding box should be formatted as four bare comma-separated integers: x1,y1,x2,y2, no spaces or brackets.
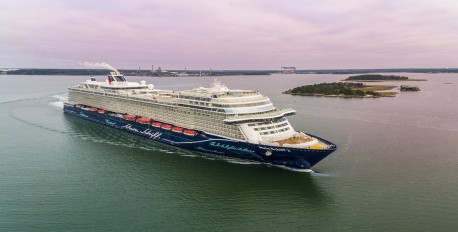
63,71,337,169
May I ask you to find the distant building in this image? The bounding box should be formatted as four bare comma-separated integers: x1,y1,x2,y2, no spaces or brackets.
281,67,296,74
0,69,16,75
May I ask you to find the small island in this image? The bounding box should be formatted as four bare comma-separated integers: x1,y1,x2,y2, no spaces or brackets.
343,74,426,82
283,82,397,98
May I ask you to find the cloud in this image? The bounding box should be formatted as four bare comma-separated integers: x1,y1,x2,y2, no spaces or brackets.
0,0,457,69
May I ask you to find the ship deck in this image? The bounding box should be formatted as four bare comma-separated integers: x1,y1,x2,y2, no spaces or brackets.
275,136,313,146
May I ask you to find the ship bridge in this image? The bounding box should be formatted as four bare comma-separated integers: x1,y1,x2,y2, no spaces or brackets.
223,108,296,124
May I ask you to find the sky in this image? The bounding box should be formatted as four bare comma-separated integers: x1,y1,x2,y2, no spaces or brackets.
1,0,457,70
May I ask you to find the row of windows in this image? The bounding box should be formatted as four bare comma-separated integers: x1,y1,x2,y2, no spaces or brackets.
83,84,100,89
71,90,244,139
254,123,289,131
278,127,291,132
212,100,271,108
259,127,290,135
179,95,212,102
247,117,286,127
254,126,272,131
249,121,287,129
276,123,289,128
224,105,275,114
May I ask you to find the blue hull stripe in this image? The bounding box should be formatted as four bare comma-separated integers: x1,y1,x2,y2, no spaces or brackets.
63,105,336,169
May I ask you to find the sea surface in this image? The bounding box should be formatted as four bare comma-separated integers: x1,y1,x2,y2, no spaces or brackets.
1,73,457,231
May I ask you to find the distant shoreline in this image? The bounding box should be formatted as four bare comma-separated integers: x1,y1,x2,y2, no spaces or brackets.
1,68,457,76
0,69,271,77
342,79,427,82
341,74,428,82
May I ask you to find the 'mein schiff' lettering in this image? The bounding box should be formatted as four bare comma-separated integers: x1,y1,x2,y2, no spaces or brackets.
121,124,162,139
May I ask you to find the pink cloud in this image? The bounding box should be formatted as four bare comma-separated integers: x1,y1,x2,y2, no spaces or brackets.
0,0,457,69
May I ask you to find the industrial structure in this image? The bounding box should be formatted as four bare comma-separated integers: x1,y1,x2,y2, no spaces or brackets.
281,67,296,74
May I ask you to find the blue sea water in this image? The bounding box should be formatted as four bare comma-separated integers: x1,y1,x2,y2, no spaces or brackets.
0,73,457,231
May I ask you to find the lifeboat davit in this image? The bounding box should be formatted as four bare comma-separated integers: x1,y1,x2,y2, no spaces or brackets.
151,121,162,127
172,127,183,133
97,109,106,114
122,114,136,121
183,129,197,136
161,124,172,130
136,117,150,124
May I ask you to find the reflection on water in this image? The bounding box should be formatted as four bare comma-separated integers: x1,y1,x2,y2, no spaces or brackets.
59,113,336,230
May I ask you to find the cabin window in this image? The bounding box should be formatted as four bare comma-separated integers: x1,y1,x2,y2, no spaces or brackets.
114,76,126,82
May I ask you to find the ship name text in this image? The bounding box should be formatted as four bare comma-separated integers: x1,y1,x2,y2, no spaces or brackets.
209,141,254,153
259,146,291,152
121,124,162,139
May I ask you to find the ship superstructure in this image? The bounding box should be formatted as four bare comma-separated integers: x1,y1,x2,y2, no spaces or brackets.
64,72,336,169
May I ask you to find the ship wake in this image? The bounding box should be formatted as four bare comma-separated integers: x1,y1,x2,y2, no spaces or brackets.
49,94,68,109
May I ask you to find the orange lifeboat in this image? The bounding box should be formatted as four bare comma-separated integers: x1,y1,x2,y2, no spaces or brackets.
183,129,197,136
75,104,83,108
88,107,97,111
136,117,150,124
97,109,106,114
172,127,183,133
122,114,136,121
151,121,162,127
161,124,172,130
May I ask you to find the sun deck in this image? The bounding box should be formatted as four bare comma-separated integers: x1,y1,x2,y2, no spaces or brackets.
275,135,313,146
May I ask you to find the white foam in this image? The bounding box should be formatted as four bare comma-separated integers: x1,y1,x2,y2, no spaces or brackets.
49,101,64,108
309,170,330,176
226,159,262,165
49,93,68,109
274,165,313,173
51,93,68,101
